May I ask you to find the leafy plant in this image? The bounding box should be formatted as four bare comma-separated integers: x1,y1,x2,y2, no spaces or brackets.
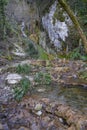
25,39,39,59
38,46,49,60
16,64,31,74
68,47,81,60
14,78,31,101
34,72,51,85
57,46,87,61
66,47,87,60
79,71,87,80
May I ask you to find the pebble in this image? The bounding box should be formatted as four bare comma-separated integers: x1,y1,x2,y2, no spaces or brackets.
37,88,46,92
36,111,42,116
73,74,77,79
35,103,42,111
59,118,63,123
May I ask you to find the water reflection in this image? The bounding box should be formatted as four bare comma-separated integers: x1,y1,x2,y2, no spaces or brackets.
34,84,87,114
57,86,87,113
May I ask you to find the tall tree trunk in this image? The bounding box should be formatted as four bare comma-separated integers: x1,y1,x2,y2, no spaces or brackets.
58,0,87,53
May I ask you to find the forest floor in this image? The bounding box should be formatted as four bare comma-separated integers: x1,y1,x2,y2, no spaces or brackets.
0,39,87,130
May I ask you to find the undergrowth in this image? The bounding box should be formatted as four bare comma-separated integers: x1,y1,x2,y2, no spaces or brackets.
14,78,31,101
34,72,51,85
16,64,31,74
79,71,87,80
14,71,52,101
67,47,87,60
25,39,39,59
58,47,87,61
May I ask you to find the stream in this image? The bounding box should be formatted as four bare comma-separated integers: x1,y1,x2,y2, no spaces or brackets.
0,60,87,130
31,83,87,115
0,0,87,129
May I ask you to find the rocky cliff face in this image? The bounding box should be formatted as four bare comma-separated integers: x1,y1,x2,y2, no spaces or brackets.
42,1,71,50
6,0,39,34
6,0,78,53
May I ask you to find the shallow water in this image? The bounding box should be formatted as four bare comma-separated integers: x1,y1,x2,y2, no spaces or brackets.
33,84,87,114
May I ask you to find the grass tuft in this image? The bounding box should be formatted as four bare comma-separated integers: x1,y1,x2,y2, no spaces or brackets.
34,72,51,85
14,78,31,101
16,64,31,74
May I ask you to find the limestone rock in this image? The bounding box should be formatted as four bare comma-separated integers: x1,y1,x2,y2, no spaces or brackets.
37,88,46,92
6,73,22,84
35,110,42,116
35,103,42,111
12,44,26,57
42,1,69,50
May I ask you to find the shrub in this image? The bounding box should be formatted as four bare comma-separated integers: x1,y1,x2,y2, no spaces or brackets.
14,78,31,101
16,64,31,74
34,72,51,85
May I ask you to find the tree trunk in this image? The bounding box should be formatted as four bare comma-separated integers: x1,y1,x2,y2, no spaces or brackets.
58,0,87,53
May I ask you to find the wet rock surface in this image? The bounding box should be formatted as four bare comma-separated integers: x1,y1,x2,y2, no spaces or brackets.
0,0,87,129
6,73,22,84
0,97,87,130
0,59,87,129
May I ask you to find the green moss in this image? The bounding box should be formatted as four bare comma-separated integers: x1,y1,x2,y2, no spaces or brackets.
37,45,49,60
34,72,51,85
54,10,65,22
6,55,13,60
16,64,31,74
79,71,87,80
14,78,31,101
25,39,39,59
37,45,54,60
36,0,54,15
57,47,87,61
53,4,65,24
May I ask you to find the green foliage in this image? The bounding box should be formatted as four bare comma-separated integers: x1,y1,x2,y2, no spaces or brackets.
58,47,87,61
79,71,87,80
25,39,39,59
14,78,31,101
68,47,81,60
37,45,50,60
14,71,51,101
0,0,8,5
34,72,51,85
67,0,87,35
28,43,38,58
53,4,65,24
57,48,81,60
66,47,87,60
67,0,87,15
80,15,87,25
25,38,51,60
16,64,31,74
0,0,8,39
36,0,54,15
